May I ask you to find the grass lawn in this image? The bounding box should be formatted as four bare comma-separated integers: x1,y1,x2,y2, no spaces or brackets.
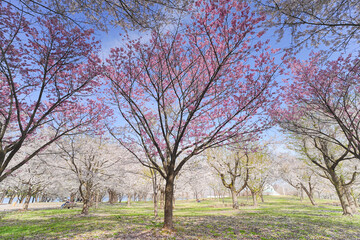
1,196,360,239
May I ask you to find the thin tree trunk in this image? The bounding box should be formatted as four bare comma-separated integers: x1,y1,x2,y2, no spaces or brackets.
152,173,159,218
127,194,132,207
160,188,165,209
154,192,158,218
95,191,99,209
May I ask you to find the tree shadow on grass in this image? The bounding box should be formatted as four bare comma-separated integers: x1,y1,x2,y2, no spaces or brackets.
1,209,360,240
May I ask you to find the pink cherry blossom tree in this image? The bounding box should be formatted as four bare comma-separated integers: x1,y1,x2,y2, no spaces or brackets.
105,0,280,229
276,53,360,215
0,3,105,182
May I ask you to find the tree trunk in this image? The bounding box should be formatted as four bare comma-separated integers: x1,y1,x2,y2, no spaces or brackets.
350,189,359,208
108,189,116,204
344,186,358,214
299,186,304,201
23,188,32,210
82,199,90,215
153,192,158,218
8,194,14,204
251,191,258,207
260,192,264,203
95,191,99,209
0,191,6,204
301,184,316,206
163,174,175,230
118,193,123,203
333,180,353,215
127,194,132,207
70,192,77,202
160,188,165,209
230,187,239,209
152,174,159,218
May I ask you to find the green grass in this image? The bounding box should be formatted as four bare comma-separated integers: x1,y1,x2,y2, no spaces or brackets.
1,196,360,239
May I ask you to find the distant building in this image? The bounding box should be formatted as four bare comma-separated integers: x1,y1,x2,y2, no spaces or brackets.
263,185,280,196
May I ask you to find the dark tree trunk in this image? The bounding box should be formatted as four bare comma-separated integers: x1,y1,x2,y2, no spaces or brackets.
8,194,14,204
163,173,175,230
108,189,117,204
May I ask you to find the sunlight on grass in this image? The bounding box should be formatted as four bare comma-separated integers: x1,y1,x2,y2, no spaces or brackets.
1,196,360,239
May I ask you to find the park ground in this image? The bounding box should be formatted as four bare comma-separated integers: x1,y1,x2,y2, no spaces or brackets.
1,196,360,239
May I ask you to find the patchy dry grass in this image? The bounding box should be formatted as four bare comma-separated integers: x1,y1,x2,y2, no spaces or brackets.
1,196,360,239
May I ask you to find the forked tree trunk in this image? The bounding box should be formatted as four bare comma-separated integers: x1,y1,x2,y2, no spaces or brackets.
300,184,316,206
163,174,175,230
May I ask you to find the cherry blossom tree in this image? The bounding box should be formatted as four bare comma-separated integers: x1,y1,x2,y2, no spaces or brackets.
275,51,360,214
281,53,360,162
6,0,189,30
54,135,122,215
207,147,249,209
0,3,106,182
246,148,272,206
105,0,280,229
276,154,319,206
254,0,360,52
